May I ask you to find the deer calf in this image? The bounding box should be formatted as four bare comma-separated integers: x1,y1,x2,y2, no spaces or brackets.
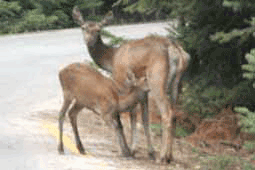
58,62,149,157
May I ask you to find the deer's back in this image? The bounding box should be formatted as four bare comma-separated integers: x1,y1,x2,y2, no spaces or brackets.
59,63,118,110
112,37,169,90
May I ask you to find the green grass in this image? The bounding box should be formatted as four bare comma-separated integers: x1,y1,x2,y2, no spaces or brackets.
150,123,161,136
243,161,255,170
206,155,237,170
243,141,255,153
252,154,255,161
202,155,255,170
176,125,192,137
192,147,199,153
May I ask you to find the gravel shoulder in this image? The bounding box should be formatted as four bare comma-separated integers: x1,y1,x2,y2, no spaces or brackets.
32,98,197,170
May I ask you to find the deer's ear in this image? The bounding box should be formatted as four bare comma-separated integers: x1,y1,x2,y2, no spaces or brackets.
127,69,136,79
99,11,113,27
125,69,136,86
72,6,85,25
138,76,150,92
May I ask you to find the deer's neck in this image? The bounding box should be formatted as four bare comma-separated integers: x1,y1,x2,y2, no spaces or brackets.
87,36,116,73
118,88,142,112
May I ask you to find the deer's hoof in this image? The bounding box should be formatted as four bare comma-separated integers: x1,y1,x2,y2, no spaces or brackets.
130,149,137,157
148,151,156,160
58,146,64,155
120,154,134,160
120,150,133,158
77,145,86,155
79,149,86,155
157,155,173,164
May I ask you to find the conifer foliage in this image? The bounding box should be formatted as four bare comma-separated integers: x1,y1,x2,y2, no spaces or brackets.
235,48,255,134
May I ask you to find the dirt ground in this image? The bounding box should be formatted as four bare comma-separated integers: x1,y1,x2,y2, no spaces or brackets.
36,108,201,170
36,106,255,170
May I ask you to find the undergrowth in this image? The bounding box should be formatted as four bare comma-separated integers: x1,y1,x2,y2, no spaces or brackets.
243,141,255,153
150,123,192,137
203,154,255,170
180,73,251,119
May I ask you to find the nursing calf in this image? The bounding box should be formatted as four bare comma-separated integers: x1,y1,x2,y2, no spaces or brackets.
58,63,149,157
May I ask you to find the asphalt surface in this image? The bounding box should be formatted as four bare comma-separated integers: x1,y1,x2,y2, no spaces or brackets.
0,22,169,169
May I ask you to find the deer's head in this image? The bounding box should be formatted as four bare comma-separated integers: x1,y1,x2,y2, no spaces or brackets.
125,69,150,92
72,6,113,47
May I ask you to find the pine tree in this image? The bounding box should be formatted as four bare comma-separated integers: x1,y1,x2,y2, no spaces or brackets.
76,0,104,16
174,0,255,87
115,0,170,14
0,1,22,34
113,0,172,21
235,48,255,134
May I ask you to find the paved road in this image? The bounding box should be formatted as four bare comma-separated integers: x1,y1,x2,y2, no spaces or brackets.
0,22,169,169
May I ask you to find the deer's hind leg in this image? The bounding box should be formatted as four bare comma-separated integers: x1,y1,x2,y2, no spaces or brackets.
149,59,174,163
140,92,156,160
68,102,85,154
58,98,72,154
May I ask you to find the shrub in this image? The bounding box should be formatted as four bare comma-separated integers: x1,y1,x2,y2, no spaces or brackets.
23,9,58,31
53,10,70,28
235,49,255,134
9,9,59,33
180,73,241,119
207,155,236,170
0,1,22,34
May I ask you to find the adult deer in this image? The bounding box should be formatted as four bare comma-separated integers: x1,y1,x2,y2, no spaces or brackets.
58,63,149,157
72,6,190,163
72,6,117,73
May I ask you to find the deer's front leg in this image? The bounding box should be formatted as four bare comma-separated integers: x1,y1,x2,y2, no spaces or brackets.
113,112,132,157
130,108,139,156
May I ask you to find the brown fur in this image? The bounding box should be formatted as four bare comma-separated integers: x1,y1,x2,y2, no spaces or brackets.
58,63,149,157
72,6,190,163
112,37,174,163
113,36,190,163
73,7,117,72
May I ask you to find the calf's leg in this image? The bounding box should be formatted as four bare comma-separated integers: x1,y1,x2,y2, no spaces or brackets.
130,109,139,156
112,112,132,157
68,102,85,154
58,99,72,154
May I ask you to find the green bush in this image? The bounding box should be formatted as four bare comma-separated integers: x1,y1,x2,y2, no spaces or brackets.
180,73,243,119
243,141,255,153
0,1,22,34
176,124,192,137
23,9,58,31
235,48,255,134
205,155,255,170
207,155,236,170
235,107,255,134
52,10,70,28
85,15,104,22
9,9,59,33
